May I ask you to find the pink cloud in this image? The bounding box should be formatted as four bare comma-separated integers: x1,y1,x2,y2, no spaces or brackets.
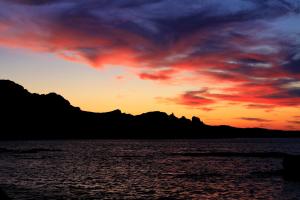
139,69,177,81
175,89,215,106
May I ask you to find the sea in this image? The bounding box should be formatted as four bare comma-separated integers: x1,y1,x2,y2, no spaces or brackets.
0,139,300,200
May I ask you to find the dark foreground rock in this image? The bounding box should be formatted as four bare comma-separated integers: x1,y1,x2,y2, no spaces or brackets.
0,188,10,200
282,155,300,181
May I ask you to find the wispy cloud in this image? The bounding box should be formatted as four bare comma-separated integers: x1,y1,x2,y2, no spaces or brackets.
139,69,176,81
176,89,215,106
287,120,300,124
238,117,273,122
245,104,275,109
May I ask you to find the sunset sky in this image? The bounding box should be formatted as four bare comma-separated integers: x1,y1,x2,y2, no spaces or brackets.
0,0,300,130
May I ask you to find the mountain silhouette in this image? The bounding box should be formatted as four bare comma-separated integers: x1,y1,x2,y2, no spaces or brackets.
0,79,299,140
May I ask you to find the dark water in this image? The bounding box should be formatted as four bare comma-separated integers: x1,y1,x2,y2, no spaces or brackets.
0,139,300,200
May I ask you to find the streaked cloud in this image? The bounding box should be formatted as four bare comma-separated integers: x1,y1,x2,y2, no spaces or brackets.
287,120,300,124
239,117,273,122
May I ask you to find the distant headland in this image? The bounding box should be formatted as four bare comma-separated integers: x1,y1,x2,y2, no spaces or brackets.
0,79,299,140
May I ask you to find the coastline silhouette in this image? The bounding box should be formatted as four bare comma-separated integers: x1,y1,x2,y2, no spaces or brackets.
0,79,299,140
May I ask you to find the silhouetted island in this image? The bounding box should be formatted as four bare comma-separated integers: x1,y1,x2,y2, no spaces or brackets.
0,79,299,140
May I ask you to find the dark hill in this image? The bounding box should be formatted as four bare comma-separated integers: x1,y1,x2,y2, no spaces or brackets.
0,80,299,140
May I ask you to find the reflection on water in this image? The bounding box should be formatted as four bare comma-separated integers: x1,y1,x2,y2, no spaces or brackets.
0,139,300,199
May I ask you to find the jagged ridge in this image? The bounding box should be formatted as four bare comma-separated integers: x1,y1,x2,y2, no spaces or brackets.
0,80,299,139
